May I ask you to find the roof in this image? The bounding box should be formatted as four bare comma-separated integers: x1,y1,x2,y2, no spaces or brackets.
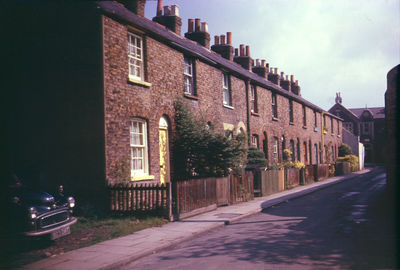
349,107,385,119
328,103,359,122
96,1,341,120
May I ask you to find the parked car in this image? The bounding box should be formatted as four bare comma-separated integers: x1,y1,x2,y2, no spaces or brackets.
6,173,77,240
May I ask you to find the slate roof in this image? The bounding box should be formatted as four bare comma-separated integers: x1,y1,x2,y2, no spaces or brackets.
96,1,341,120
349,107,385,119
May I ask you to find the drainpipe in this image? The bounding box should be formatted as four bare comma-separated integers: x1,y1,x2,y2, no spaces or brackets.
245,79,251,146
321,111,327,164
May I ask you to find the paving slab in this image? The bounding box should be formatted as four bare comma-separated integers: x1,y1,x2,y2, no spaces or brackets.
20,169,372,270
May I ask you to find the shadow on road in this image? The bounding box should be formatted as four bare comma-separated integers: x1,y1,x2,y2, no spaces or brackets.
155,167,397,269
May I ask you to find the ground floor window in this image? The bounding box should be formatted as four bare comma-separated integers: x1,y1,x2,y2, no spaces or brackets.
130,119,148,177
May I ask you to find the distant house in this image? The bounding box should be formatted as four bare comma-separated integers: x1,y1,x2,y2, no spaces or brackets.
328,93,385,163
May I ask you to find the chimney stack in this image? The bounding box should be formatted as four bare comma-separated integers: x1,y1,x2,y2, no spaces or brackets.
211,32,234,60
252,58,267,78
234,44,253,71
121,0,146,17
335,92,342,104
291,80,301,95
185,18,210,48
152,3,182,35
280,72,291,91
268,67,280,86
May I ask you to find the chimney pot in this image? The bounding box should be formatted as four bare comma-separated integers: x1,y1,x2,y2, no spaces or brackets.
200,22,208,33
235,48,239,56
157,0,163,16
170,4,179,16
220,35,226,45
286,75,289,80
256,59,260,67
239,44,245,56
281,72,284,78
266,67,270,73
274,68,278,74
195,18,201,32
214,35,220,45
261,59,266,67
188,19,194,33
290,75,294,82
226,32,232,45
295,80,298,86
163,5,171,16
245,45,250,57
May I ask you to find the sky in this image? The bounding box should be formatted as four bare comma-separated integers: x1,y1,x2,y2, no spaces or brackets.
145,0,400,110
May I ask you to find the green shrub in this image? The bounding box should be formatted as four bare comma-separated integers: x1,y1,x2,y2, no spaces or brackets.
247,147,268,167
336,154,359,171
338,144,352,157
173,99,247,180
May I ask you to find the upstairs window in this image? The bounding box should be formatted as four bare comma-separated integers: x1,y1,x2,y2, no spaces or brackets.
343,122,353,133
184,57,195,95
222,73,232,106
128,33,144,81
130,119,148,177
302,105,307,126
337,120,340,135
250,85,258,113
331,118,334,134
314,111,318,128
272,93,278,118
289,100,294,123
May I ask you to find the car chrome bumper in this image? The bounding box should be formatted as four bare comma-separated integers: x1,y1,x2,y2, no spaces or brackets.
24,217,77,237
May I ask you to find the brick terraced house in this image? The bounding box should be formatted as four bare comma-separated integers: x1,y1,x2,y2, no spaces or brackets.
3,1,342,206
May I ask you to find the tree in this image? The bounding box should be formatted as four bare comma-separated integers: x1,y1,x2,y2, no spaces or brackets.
338,144,352,157
173,99,247,180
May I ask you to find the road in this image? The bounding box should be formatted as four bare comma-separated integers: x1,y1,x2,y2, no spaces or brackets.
119,167,396,270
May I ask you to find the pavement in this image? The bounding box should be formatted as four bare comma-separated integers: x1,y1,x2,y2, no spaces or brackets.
21,168,372,270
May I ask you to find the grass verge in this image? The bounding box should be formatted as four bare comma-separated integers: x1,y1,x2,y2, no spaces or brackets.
1,214,168,269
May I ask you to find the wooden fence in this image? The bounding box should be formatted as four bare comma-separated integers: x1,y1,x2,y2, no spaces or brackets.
317,164,329,180
285,168,300,189
174,177,217,215
174,172,254,217
229,171,254,203
108,182,169,215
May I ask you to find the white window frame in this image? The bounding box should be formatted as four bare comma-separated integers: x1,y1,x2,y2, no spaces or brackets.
273,137,278,154
130,119,148,177
251,134,259,148
184,57,195,95
128,33,144,81
222,73,232,106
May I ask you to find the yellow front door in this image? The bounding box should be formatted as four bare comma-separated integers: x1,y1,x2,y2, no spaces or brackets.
159,128,169,184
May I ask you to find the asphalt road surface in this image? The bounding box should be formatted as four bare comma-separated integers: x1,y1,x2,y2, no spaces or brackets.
119,167,397,270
